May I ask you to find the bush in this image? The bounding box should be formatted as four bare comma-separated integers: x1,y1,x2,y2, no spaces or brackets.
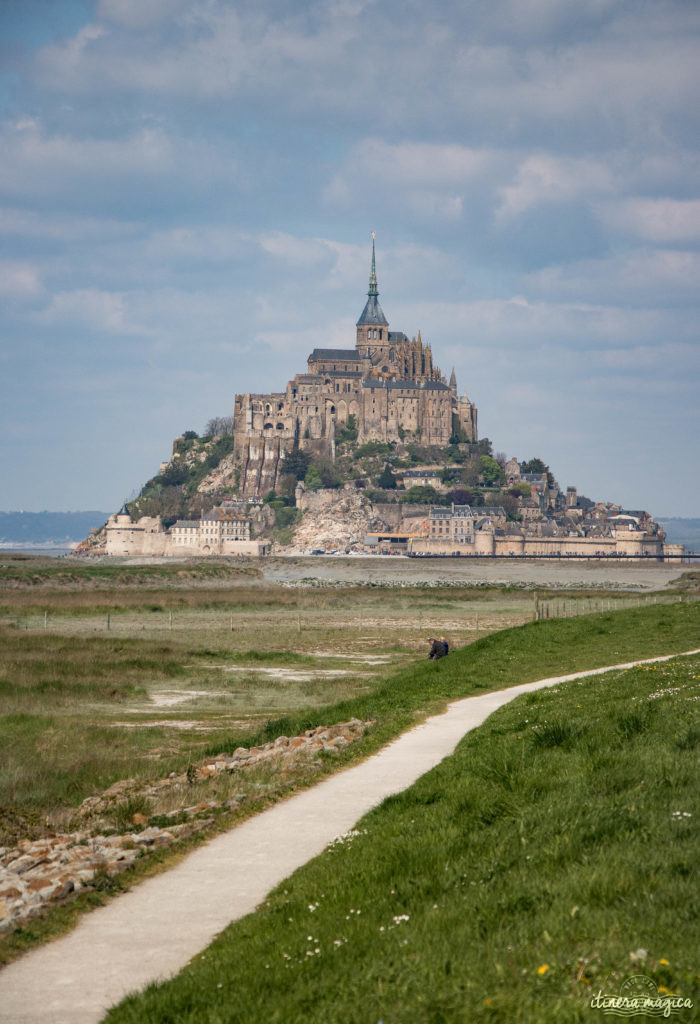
335,414,358,445
275,506,302,529
305,466,323,491
354,441,394,460
400,485,445,504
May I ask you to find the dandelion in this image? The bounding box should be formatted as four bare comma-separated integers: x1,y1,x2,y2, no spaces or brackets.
537,964,549,975
659,958,670,966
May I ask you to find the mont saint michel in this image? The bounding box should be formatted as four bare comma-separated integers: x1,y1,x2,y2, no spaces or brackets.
96,241,682,562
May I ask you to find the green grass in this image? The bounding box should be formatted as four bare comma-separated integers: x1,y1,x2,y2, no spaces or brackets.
0,560,262,585
105,650,700,1024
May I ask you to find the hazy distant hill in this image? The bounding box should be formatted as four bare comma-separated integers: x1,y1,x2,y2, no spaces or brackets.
658,518,700,551
0,511,110,546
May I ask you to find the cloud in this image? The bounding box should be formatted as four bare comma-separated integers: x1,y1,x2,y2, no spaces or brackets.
0,207,140,242
324,139,494,223
496,154,613,221
37,289,139,334
0,119,236,208
596,197,700,243
97,0,190,30
525,249,700,307
0,261,43,298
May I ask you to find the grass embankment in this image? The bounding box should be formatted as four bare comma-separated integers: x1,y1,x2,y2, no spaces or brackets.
106,646,700,1024
1,604,697,828
0,560,262,589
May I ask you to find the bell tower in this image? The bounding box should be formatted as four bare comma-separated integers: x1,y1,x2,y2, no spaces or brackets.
356,232,389,353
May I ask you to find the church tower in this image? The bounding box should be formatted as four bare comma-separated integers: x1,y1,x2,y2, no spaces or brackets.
356,233,389,352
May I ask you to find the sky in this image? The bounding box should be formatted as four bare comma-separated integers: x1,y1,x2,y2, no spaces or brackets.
1,0,698,517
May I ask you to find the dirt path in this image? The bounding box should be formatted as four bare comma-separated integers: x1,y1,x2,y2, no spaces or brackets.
0,649,697,1024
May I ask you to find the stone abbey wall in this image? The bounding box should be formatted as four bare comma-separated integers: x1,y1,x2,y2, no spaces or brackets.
231,244,477,496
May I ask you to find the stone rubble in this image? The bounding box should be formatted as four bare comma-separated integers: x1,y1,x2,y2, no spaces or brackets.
0,719,372,934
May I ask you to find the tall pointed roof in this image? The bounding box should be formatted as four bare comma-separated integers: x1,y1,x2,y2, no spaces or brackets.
356,233,388,326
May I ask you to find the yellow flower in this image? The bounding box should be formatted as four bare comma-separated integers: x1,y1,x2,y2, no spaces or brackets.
537,964,550,975
659,958,670,966
658,985,671,995
484,998,493,1007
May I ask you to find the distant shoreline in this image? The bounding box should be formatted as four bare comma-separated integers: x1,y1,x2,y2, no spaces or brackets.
0,545,75,557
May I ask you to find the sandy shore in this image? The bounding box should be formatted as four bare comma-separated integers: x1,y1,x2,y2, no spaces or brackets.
261,555,687,591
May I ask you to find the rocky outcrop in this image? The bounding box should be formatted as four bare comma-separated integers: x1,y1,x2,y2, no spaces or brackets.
284,489,384,552
0,719,372,932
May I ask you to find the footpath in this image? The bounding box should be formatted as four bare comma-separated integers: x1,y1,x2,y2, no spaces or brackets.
0,650,697,1024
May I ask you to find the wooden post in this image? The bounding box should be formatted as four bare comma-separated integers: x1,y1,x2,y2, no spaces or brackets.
169,610,173,630
297,610,302,633
107,613,111,631
44,610,48,630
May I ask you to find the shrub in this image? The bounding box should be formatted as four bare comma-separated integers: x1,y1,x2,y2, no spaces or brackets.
111,795,152,832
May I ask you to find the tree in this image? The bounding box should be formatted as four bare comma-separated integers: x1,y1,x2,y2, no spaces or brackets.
318,460,341,488
480,455,504,487
304,465,322,491
500,493,521,520
204,416,234,437
520,457,554,487
510,483,531,497
448,488,474,506
472,438,493,457
378,463,396,489
278,473,298,503
283,447,311,480
182,430,199,440
159,462,190,487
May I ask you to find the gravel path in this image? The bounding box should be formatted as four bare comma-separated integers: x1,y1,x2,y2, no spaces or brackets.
1,649,697,1024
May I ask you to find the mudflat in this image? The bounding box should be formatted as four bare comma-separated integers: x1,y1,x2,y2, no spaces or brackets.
260,555,687,591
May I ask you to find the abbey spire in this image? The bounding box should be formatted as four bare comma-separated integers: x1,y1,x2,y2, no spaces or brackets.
356,233,388,348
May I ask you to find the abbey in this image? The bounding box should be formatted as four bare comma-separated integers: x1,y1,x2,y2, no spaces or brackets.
232,239,477,494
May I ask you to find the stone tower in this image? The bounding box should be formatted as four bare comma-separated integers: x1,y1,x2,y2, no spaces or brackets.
356,232,389,354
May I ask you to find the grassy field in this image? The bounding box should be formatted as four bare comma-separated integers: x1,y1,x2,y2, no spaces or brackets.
0,574,540,837
0,561,698,989
105,647,700,1024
